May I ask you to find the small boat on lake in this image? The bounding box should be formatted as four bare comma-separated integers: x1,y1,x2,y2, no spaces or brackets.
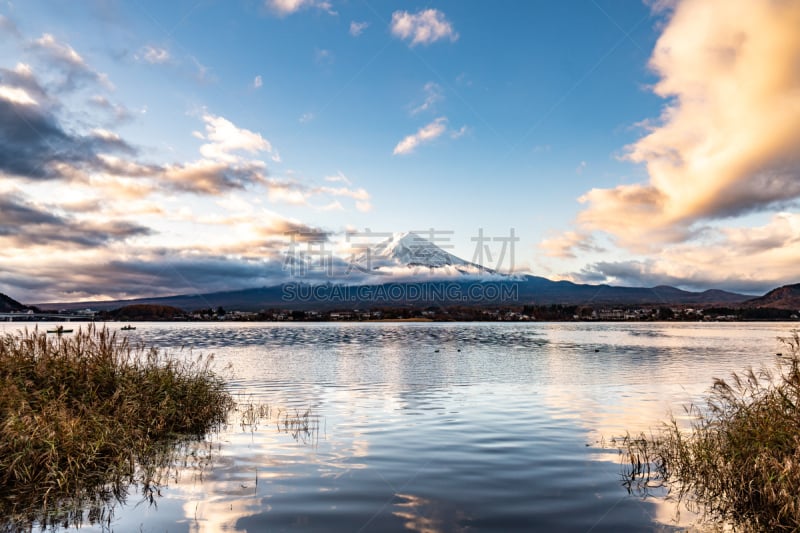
121,325,136,331
47,326,73,334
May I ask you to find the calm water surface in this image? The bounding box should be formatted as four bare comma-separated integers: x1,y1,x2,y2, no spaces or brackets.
2,321,795,532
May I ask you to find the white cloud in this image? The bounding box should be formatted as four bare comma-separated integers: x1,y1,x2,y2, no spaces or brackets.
216,194,256,214
32,33,85,68
324,171,351,185
645,0,680,13
95,154,157,179
349,21,369,37
267,0,305,15
253,75,263,89
260,175,372,211
90,128,122,142
137,45,170,64
29,33,111,89
576,161,587,175
393,117,448,155
88,95,133,122
299,112,314,123
411,81,442,115
162,159,267,195
318,186,369,201
540,231,604,259
390,9,458,46
317,200,344,211
315,48,333,64
266,0,335,16
190,56,211,82
267,184,308,205
13,62,32,77
450,125,468,139
0,85,37,106
198,112,273,163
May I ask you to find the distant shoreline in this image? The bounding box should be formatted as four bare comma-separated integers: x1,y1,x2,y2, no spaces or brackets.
2,317,798,324
365,318,434,322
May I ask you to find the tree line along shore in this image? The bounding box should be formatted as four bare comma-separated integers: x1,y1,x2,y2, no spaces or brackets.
5,302,799,323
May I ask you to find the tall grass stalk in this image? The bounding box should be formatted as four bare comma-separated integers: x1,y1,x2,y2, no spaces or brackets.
233,398,320,445
620,331,800,531
0,325,234,529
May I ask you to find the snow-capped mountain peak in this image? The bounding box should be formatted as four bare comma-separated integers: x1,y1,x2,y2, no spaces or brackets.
364,231,497,276
374,232,464,266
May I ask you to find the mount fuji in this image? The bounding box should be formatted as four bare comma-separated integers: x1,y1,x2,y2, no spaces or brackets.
37,231,751,312
358,231,500,277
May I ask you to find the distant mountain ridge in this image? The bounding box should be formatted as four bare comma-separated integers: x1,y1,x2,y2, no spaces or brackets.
38,277,750,312
0,293,31,313
27,232,768,312
744,284,800,310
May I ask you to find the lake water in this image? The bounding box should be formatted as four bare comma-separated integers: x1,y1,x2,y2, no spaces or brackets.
2,321,796,532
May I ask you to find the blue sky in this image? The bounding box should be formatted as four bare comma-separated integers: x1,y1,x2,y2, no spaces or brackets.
1,0,799,302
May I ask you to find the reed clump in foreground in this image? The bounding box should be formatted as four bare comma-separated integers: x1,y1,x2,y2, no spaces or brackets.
0,325,234,528
621,332,800,531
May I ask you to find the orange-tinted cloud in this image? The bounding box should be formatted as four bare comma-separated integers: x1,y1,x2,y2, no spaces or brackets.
578,0,800,250
570,213,800,294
